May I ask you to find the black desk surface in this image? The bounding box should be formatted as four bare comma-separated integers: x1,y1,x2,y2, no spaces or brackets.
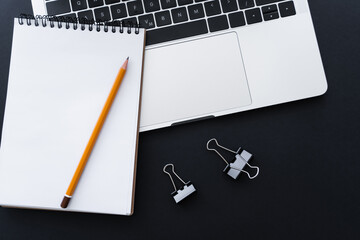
1,0,359,239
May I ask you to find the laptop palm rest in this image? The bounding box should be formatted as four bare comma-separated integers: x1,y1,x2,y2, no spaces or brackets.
140,32,252,129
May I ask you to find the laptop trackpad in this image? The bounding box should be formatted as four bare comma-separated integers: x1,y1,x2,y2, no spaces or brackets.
140,32,252,128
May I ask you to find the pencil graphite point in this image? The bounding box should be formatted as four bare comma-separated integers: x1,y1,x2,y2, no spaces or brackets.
122,57,129,70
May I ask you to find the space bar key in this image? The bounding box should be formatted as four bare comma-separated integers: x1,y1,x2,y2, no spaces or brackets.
146,20,208,46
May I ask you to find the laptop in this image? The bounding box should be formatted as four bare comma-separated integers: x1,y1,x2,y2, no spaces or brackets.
31,0,327,132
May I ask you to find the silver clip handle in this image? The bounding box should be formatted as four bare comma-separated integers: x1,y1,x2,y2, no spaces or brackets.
231,162,260,179
207,138,238,165
163,164,186,192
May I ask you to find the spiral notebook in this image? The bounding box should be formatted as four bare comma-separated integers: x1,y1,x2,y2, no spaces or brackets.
0,17,146,215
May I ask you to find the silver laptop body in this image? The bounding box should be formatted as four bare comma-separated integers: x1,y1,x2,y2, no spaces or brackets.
32,0,327,131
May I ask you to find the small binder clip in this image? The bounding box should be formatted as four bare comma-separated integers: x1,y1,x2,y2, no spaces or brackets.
206,138,259,180
163,164,196,203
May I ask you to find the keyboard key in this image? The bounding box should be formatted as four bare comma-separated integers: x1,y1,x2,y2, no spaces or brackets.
208,15,229,32
146,19,208,45
122,17,138,26
155,11,172,26
106,20,121,26
237,0,254,10
262,4,277,14
228,11,245,28
279,1,296,17
58,13,77,22
178,0,193,6
263,11,279,21
127,1,144,16
105,0,120,4
262,4,279,21
78,10,95,22
139,14,156,29
46,0,71,15
144,0,161,12
188,4,205,20
204,0,221,17
171,7,188,23
245,8,262,24
94,6,111,22
255,0,283,6
221,0,238,13
88,0,104,8
111,3,127,19
160,0,177,9
71,0,87,11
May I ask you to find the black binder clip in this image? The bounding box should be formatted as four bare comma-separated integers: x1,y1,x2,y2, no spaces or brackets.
206,138,259,180
163,164,196,203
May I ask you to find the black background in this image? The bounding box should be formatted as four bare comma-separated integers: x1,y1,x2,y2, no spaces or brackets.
1,0,359,239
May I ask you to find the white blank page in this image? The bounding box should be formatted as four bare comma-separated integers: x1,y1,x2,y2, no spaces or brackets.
0,19,145,215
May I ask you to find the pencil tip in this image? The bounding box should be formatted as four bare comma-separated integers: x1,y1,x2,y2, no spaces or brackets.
122,57,129,69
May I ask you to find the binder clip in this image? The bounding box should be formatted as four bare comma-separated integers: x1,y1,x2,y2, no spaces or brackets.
206,138,259,180
163,164,196,203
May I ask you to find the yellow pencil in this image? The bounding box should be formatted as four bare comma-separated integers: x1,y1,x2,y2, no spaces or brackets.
61,57,129,208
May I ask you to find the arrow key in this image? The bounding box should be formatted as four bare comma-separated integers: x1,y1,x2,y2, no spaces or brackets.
263,11,279,21
279,1,296,18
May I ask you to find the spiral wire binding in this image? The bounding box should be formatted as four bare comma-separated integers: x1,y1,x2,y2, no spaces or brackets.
17,14,140,34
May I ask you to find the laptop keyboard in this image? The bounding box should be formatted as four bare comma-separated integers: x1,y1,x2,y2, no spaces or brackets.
45,0,296,45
